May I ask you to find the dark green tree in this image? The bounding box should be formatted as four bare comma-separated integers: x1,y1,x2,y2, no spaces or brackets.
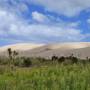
58,56,65,63
23,58,32,67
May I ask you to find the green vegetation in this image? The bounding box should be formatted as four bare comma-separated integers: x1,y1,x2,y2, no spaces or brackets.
0,64,90,90
0,48,90,90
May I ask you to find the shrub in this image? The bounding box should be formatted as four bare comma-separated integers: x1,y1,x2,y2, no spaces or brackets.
23,58,32,67
58,56,65,63
71,57,78,64
0,66,6,74
37,57,47,63
51,55,58,61
14,59,20,66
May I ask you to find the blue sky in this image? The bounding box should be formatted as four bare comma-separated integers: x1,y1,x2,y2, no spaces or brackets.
0,0,90,46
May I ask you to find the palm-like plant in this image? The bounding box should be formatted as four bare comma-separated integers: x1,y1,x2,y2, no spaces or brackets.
7,48,12,60
7,48,12,66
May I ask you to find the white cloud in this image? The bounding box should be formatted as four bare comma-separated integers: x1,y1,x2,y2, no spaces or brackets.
1,0,90,17
8,24,85,42
0,4,89,44
67,22,80,28
32,11,49,23
0,8,86,43
87,18,90,24
29,0,90,16
0,0,29,17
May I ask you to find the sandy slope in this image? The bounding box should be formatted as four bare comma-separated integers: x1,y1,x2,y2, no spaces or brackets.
19,42,90,59
0,42,90,59
0,43,44,51
38,42,90,50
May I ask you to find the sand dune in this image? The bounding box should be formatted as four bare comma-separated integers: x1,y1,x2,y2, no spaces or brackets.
0,43,44,51
0,42,90,59
41,42,90,50
19,42,90,59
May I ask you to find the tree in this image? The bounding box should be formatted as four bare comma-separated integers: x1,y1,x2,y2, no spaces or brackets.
7,48,19,66
7,48,13,66
58,56,65,63
23,58,32,67
71,57,78,64
13,50,18,58
7,48,12,60
51,55,58,61
69,54,78,64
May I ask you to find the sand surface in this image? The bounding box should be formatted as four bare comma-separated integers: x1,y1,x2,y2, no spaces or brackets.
0,42,90,59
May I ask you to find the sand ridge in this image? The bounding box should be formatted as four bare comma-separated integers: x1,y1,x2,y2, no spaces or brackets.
46,42,90,50
0,43,44,51
0,42,90,59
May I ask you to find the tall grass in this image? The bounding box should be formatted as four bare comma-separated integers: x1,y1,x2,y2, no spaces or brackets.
0,63,90,90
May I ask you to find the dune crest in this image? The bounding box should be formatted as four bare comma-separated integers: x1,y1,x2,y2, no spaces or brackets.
47,42,90,50
0,42,90,59
0,43,44,51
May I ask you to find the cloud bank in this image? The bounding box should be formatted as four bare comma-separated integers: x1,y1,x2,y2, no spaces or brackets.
0,0,90,45
29,0,90,16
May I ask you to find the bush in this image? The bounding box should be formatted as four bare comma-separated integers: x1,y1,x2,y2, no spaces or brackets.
23,58,32,67
51,55,58,61
0,58,9,65
37,57,47,63
14,59,21,66
58,56,65,63
13,57,23,67
71,57,78,64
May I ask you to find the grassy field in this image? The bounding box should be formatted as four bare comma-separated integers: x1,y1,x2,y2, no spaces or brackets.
0,48,90,90
0,63,90,90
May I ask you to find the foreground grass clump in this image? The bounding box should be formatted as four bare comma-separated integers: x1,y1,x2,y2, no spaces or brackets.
0,64,90,90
